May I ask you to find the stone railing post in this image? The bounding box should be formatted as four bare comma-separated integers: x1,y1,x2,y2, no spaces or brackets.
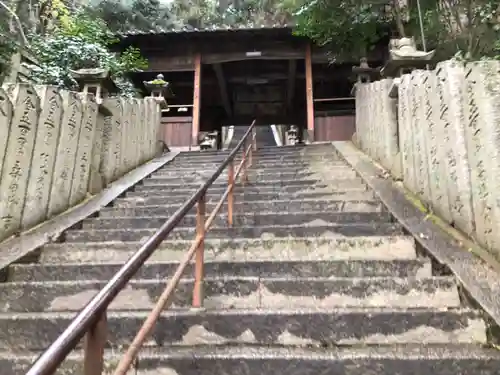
70,68,116,195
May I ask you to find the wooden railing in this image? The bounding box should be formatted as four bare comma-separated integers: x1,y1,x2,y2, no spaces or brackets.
25,121,257,375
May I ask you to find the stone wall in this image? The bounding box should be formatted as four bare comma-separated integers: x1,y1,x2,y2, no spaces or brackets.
354,60,500,255
0,83,161,241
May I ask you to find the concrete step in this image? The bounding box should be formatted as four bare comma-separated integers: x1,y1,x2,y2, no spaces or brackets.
9,259,432,282
4,345,500,375
169,161,331,169
154,163,349,176
102,199,384,217
129,182,368,196
38,236,417,263
147,169,359,183
0,276,460,313
171,156,341,166
113,191,377,207
0,308,485,351
139,177,341,188
63,222,403,242
82,212,392,230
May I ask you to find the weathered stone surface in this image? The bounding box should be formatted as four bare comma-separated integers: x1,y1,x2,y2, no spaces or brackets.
0,88,13,182
38,235,417,263
69,94,98,205
0,84,40,240
0,276,459,313
0,308,484,350
22,86,64,229
47,91,85,218
463,61,500,250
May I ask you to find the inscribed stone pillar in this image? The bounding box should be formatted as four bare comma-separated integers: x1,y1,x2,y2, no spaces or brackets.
371,81,382,162
87,110,106,194
128,99,139,167
354,83,364,149
136,99,146,164
412,70,432,204
0,84,40,240
425,70,452,223
463,61,500,250
0,88,13,179
100,98,121,184
47,91,85,217
69,95,98,206
398,74,417,193
144,97,155,159
380,79,401,177
119,98,131,175
434,60,473,233
22,86,64,229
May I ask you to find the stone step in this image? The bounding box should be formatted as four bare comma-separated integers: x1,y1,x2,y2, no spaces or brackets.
63,222,403,242
129,182,368,196
147,169,359,183
139,177,338,188
4,345,500,375
38,236,417,263
0,276,460,313
154,163,349,176
169,161,330,169
171,157,341,167
113,192,377,207
82,212,392,230
9,259,432,282
102,199,384,217
0,308,485,351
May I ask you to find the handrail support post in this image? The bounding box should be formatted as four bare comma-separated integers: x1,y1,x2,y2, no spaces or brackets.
83,311,107,375
192,194,206,308
227,161,234,226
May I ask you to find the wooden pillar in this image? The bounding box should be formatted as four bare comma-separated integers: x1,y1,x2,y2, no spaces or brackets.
192,53,202,147
305,44,315,142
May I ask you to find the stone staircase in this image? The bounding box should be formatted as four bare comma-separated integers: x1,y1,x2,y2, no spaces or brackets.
1,143,499,374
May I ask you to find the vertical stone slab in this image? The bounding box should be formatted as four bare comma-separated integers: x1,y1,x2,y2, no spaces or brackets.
99,110,114,185
88,111,105,194
47,92,84,217
426,70,452,223
412,70,432,203
128,99,138,168
381,79,401,177
0,88,13,179
69,95,98,206
463,61,500,250
143,97,153,159
22,86,64,229
0,84,40,240
398,74,417,193
356,84,367,151
365,83,375,158
434,61,474,233
119,97,131,176
371,81,383,162
108,98,124,181
135,99,146,164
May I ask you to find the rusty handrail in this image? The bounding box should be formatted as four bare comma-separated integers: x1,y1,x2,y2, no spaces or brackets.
26,120,257,375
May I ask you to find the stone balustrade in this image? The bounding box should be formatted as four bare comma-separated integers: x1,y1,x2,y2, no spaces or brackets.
0,83,162,241
354,59,500,256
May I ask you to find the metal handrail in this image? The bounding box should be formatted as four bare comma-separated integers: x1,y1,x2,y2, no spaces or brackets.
26,120,257,375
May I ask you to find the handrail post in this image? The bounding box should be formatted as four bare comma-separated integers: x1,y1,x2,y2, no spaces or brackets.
83,311,107,375
241,137,248,185
252,127,257,151
227,160,234,226
192,194,206,308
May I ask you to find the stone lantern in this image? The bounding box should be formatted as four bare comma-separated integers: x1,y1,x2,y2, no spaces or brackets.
200,131,218,151
287,125,299,145
381,37,436,98
143,73,170,109
351,58,381,96
70,68,117,107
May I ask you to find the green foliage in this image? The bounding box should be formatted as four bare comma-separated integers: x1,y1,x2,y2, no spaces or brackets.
26,11,148,96
291,0,388,61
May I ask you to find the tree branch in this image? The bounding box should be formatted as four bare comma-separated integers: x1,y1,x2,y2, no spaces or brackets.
0,0,28,46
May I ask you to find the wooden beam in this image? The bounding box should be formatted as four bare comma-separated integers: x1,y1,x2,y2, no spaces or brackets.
213,63,232,116
305,43,315,141
191,52,202,147
286,60,297,110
